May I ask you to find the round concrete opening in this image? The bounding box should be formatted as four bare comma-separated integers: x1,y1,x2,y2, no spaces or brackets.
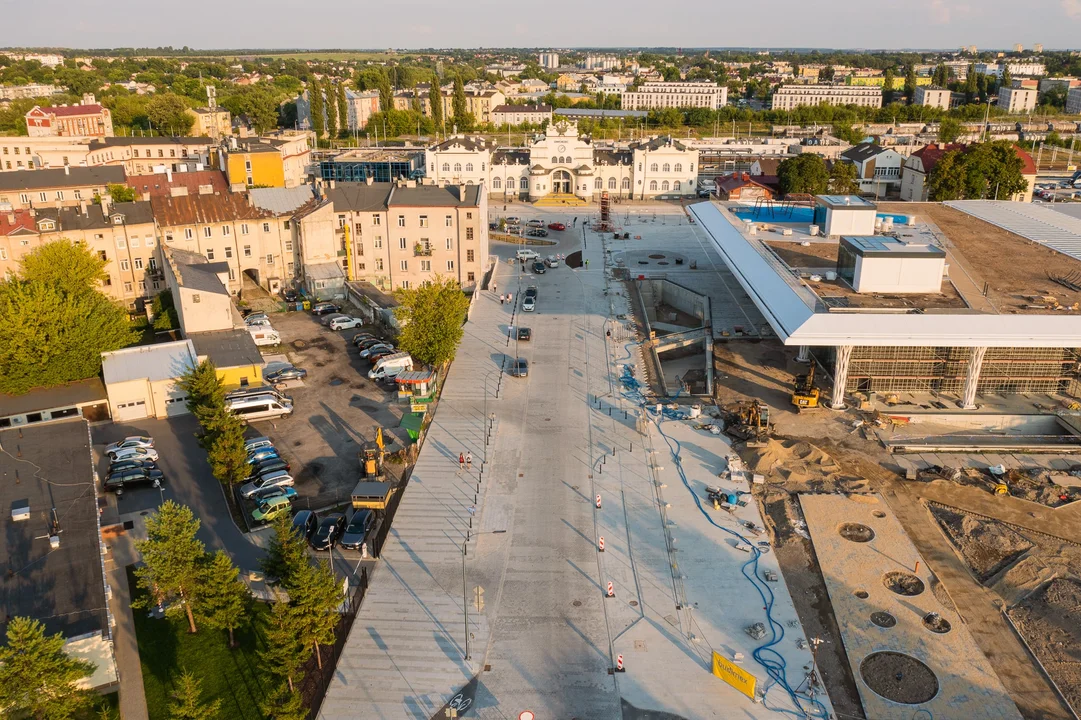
854,589,869,599
922,612,951,634
870,611,897,628
649,253,665,259
872,510,887,518
860,651,939,704
657,261,669,266
839,522,875,543
883,571,925,596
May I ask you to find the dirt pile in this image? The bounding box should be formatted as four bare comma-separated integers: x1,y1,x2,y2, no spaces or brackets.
746,437,868,493
1009,578,1081,713
932,505,1034,582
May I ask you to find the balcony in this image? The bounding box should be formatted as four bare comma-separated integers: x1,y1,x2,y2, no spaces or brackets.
413,244,433,257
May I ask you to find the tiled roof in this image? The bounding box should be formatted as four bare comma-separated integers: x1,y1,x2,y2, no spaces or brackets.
40,104,105,117
0,166,126,192
126,170,228,197
0,209,36,236
36,201,154,230
909,143,965,173
150,192,272,226
431,136,490,152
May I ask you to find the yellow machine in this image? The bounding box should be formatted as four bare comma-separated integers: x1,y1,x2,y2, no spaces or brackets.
791,363,820,409
360,428,386,480
728,401,771,447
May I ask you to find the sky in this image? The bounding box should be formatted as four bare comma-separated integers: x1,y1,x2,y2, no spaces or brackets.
6,0,1081,50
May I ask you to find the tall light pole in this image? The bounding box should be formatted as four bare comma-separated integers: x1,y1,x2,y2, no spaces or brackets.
463,528,507,661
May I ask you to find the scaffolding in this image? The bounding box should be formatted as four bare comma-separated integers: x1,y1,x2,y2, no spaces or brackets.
841,345,1081,395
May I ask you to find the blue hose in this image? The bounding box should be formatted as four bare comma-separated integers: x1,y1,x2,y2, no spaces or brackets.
618,356,829,719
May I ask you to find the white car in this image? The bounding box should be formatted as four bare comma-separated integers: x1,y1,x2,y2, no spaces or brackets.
108,446,159,462
523,296,536,312
329,316,365,331
516,249,540,261
240,470,295,498
105,436,154,455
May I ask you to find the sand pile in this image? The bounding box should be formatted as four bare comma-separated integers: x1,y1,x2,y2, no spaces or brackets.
747,437,867,492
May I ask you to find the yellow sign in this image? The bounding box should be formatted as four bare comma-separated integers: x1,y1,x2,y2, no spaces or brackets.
712,651,757,700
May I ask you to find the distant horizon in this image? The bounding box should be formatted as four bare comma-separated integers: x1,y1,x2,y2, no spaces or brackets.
1,46,1077,54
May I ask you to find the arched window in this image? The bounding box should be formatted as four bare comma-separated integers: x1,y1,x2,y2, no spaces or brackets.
453,163,462,172
649,180,658,191
594,177,603,189
662,163,670,172
442,163,450,172
621,177,631,190
466,163,474,172
493,177,502,189
608,177,617,189
650,163,658,172
552,156,558,164
661,180,670,191
674,163,682,173
673,181,681,190
519,177,528,189
466,180,473,185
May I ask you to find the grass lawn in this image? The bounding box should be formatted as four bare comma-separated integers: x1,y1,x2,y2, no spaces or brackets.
127,567,276,720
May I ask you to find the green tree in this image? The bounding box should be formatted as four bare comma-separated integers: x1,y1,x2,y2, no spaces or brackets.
882,67,895,102
309,77,325,138
133,501,207,634
927,149,967,200
1000,66,1013,91
178,360,227,439
206,412,251,486
290,559,342,670
261,682,308,720
146,93,195,135
260,600,307,693
904,65,917,103
327,83,339,139
938,117,963,144
168,670,221,720
195,550,250,647
928,141,1027,200
0,617,96,720
394,275,471,367
429,82,444,134
219,85,282,134
964,65,978,102
18,238,107,296
152,289,179,330
932,63,950,87
108,183,136,203
337,81,349,135
776,154,830,196
452,76,467,126
828,161,860,194
261,513,310,585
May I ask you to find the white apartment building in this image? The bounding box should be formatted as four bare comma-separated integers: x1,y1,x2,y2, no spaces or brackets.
977,62,1047,77
1066,87,1081,114
622,82,727,111
913,86,952,110
998,86,1038,114
584,55,620,71
539,52,559,69
0,83,61,100
771,85,882,111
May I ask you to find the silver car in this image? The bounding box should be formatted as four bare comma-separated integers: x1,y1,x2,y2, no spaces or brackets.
240,470,294,498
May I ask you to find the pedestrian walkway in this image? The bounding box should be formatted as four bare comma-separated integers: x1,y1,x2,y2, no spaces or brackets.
102,524,150,720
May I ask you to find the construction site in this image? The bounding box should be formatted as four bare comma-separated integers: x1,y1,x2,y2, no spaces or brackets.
592,195,1081,719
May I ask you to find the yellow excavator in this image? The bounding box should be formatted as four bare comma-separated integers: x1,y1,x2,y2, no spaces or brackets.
791,363,820,410
727,401,771,447
360,428,386,481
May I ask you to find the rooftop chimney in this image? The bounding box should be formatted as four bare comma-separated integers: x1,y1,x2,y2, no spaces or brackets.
64,165,70,175
100,194,110,215
78,200,88,216
165,168,173,183
365,176,374,186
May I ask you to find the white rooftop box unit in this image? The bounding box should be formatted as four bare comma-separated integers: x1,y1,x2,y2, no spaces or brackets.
815,194,878,237
837,236,946,294
11,499,30,522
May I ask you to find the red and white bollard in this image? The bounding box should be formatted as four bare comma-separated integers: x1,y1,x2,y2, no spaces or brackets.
598,536,605,552
596,494,602,509
615,654,625,672
606,581,615,598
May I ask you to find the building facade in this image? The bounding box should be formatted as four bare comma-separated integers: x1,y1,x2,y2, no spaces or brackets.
86,137,213,175
0,83,61,100
218,134,311,189
913,86,952,110
539,52,560,69
0,166,127,210
0,137,92,172
840,143,906,195
491,104,553,127
1068,87,1081,115
25,102,113,138
998,86,1037,113
771,85,883,111
186,107,232,139
623,82,727,110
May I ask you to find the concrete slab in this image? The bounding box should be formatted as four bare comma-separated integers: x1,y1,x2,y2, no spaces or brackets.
800,493,1023,720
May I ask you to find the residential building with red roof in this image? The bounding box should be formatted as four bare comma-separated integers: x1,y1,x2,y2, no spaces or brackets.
900,143,1036,202
714,173,775,201
25,98,113,138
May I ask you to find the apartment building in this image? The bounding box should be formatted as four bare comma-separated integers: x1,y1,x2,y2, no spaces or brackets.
298,88,381,132
186,107,232,139
491,104,553,127
86,137,214,175
26,102,113,138
0,83,61,100
840,143,905,195
0,199,159,308
622,82,727,111
539,52,560,69
0,166,127,210
913,86,952,110
294,180,488,296
998,86,1037,113
0,137,92,172
218,134,311,189
424,136,493,187
1067,87,1081,114
152,192,296,295
583,55,620,71
771,85,883,110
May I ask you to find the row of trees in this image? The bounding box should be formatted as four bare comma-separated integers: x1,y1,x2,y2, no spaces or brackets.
179,360,252,486
927,140,1028,200
776,154,861,196
0,241,136,395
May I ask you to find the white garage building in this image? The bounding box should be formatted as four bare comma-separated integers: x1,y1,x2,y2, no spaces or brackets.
101,340,198,421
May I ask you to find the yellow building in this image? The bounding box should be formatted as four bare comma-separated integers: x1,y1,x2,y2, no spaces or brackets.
187,107,232,139
848,76,934,89
218,134,311,189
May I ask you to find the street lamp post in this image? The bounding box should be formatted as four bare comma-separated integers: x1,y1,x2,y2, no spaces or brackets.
462,528,507,661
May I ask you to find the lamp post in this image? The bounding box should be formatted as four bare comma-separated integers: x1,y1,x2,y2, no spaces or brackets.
462,529,507,661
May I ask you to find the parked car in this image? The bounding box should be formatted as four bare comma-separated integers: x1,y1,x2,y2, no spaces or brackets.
292,510,319,540
240,470,294,499
547,222,566,231
107,458,159,474
516,249,540,261
356,337,386,350
351,333,379,346
252,495,293,525
523,296,536,312
367,347,397,363
505,216,520,224
265,366,308,383
545,255,560,268
244,311,269,324
282,289,300,303
246,458,291,481
107,446,159,462
105,436,154,455
104,467,164,492
247,447,281,464
525,286,537,299
329,316,365,331
532,261,546,274
250,485,298,503
511,357,529,377
311,302,340,316
526,228,549,238
339,510,375,550
360,343,394,359
368,352,413,380
517,327,532,341
526,219,545,228
244,436,274,453
320,312,348,326
248,328,282,346
311,513,346,550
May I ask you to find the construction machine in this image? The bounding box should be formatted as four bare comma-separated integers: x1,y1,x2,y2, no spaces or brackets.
791,363,820,410
726,401,771,447
360,428,386,481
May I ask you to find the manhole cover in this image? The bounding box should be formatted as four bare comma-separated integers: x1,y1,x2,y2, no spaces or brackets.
329,378,343,386
922,612,951,633
871,611,897,628
638,261,649,265
292,340,307,349
872,510,887,518
884,571,925,596
854,589,869,599
629,600,639,607
860,651,939,704
572,600,582,607
839,522,875,542
648,253,665,259
657,261,669,266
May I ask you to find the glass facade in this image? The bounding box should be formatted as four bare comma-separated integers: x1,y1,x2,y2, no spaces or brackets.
319,158,423,184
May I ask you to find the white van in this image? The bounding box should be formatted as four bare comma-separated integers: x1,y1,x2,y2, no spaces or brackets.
248,328,281,346
225,394,293,420
368,352,414,380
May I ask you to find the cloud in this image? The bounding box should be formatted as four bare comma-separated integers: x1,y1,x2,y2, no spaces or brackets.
1064,0,1081,17
928,0,971,24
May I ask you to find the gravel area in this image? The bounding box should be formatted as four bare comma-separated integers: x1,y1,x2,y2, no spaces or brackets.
859,651,940,705
1008,578,1081,715
931,505,1034,582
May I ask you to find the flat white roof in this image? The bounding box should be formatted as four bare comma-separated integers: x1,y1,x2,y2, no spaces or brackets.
689,201,1081,348
946,200,1081,264
101,340,197,384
